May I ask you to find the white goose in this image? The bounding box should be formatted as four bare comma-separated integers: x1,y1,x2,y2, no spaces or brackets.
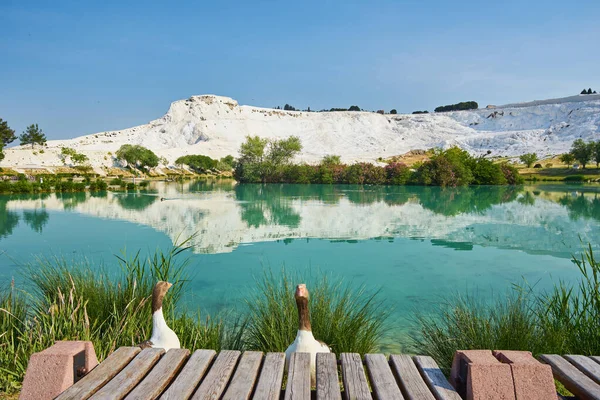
285,283,331,384
139,281,180,351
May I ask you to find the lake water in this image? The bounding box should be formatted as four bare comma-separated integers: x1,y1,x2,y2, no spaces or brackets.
1,181,599,351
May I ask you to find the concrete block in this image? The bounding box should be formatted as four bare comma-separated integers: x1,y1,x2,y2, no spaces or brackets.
20,341,98,400
451,350,516,400
493,350,558,400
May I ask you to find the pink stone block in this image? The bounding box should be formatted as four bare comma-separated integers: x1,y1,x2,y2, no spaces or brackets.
451,350,516,400
493,350,558,400
20,341,98,400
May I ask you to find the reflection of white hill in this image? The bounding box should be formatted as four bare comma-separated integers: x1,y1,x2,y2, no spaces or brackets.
6,186,598,257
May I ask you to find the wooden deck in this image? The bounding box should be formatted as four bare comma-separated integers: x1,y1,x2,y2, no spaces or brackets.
54,347,462,400
541,354,600,400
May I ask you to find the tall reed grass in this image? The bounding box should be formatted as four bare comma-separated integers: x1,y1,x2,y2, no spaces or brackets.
243,269,390,354
412,244,600,373
0,238,238,395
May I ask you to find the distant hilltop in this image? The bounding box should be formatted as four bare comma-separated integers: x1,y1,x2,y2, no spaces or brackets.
2,93,599,170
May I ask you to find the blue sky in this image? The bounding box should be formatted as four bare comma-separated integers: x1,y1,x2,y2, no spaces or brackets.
1,0,599,140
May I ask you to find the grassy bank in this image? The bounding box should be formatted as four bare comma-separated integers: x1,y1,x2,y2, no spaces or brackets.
0,240,388,395
412,244,600,373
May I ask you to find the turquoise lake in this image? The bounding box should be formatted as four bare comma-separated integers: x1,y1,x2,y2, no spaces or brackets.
1,181,599,351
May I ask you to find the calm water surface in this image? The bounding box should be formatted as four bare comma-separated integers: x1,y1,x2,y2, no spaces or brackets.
1,182,599,351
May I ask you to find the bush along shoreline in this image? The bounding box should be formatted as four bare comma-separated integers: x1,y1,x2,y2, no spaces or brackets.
234,136,523,187
412,244,600,374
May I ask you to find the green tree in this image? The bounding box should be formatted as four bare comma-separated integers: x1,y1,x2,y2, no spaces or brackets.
390,109,397,114
559,153,575,167
571,139,593,169
0,118,17,161
588,88,593,94
348,105,361,112
19,124,47,149
581,89,588,95
115,144,159,171
519,153,538,168
71,153,89,165
174,154,217,173
321,155,341,166
593,141,600,168
234,136,302,182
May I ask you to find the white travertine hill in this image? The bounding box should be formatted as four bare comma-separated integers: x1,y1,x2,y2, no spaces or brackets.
2,94,600,169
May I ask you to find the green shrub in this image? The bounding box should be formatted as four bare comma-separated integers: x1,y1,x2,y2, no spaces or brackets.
126,182,136,191
244,269,389,355
109,177,125,186
564,175,586,182
175,154,218,173
472,158,506,185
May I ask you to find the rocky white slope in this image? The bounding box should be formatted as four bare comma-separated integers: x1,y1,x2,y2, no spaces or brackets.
3,94,600,169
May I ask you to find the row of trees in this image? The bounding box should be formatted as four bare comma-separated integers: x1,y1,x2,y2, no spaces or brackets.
580,88,597,95
434,101,478,113
233,136,522,187
560,139,600,169
174,154,235,173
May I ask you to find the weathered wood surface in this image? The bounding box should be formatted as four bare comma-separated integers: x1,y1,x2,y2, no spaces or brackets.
90,348,164,400
541,354,600,400
390,354,435,400
160,349,216,400
564,355,600,385
284,352,311,400
54,346,568,400
365,354,404,400
340,353,372,400
222,351,264,400
56,347,141,400
412,356,462,400
253,352,286,400
191,350,241,400
316,352,342,400
125,348,190,400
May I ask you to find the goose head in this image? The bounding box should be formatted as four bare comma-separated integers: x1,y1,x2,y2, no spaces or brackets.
152,281,173,313
295,283,311,331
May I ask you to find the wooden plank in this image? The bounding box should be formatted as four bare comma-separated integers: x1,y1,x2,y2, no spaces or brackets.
412,356,461,400
592,356,600,366
253,352,286,400
90,348,165,400
125,349,190,400
56,347,141,400
191,350,241,400
340,353,372,400
222,351,263,400
316,352,342,400
284,352,311,400
540,354,600,400
564,355,600,385
365,354,404,400
389,355,434,400
160,349,216,400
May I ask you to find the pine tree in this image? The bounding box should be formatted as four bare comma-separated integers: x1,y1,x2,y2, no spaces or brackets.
390,109,397,114
588,88,593,94
581,89,588,95
0,118,17,161
20,124,47,149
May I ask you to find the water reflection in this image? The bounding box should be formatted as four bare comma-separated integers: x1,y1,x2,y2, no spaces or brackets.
1,181,599,257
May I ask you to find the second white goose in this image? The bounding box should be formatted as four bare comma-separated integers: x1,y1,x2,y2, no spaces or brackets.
285,283,331,384
139,281,180,351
